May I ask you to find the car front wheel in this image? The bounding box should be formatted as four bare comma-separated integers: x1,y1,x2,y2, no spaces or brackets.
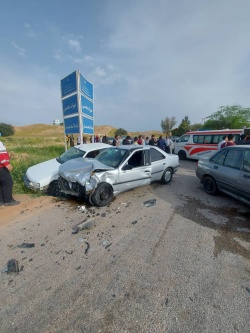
161,167,173,184
91,182,114,207
203,176,217,195
178,150,187,160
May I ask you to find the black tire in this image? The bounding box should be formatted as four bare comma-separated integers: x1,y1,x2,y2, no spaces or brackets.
178,150,187,160
161,167,173,184
203,176,217,195
47,181,61,197
91,182,113,207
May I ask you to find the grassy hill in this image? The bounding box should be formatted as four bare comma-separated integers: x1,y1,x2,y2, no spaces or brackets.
13,124,163,139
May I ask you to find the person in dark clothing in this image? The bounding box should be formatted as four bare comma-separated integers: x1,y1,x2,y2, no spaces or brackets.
102,135,108,144
69,135,74,147
122,135,131,145
235,134,247,145
149,134,158,146
0,141,20,206
112,135,119,146
157,136,167,151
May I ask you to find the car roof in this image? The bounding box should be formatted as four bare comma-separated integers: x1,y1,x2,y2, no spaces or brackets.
112,144,150,151
76,143,110,152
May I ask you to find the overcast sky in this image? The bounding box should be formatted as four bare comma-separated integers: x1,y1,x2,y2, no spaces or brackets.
1,0,250,132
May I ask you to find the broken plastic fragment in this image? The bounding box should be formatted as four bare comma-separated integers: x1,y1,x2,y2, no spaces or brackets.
17,243,35,248
6,259,19,273
143,199,156,207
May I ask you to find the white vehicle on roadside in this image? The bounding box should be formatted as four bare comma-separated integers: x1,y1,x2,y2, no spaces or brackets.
174,129,243,160
24,143,109,196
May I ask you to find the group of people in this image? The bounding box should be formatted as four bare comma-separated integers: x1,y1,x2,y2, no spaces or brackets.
114,134,173,153
218,133,250,149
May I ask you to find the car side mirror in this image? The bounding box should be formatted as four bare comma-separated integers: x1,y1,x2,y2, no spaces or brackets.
122,164,133,171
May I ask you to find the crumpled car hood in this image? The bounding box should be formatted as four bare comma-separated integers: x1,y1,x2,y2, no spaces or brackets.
58,157,114,186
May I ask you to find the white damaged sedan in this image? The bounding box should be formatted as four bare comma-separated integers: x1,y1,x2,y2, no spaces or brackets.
58,145,180,206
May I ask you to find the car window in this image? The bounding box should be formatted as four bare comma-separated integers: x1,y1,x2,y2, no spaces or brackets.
243,150,250,173
85,148,106,159
57,147,86,164
127,151,145,168
223,149,243,170
178,135,190,143
95,148,128,167
210,149,227,165
150,148,165,162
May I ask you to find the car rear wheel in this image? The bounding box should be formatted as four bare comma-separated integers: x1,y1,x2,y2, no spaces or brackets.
161,167,173,184
91,182,114,207
203,176,217,195
47,181,61,197
178,150,187,160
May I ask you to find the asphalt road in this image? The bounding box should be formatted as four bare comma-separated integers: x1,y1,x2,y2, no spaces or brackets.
0,160,249,333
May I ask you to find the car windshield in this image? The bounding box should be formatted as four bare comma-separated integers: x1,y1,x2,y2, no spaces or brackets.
57,147,86,164
95,148,129,168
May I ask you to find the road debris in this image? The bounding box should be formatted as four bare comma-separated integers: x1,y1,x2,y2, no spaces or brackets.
17,243,35,248
143,199,156,207
131,220,138,225
3,259,20,273
72,219,95,234
85,242,90,254
78,205,86,211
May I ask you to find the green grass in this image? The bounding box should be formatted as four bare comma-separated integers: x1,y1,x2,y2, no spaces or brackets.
1,136,65,195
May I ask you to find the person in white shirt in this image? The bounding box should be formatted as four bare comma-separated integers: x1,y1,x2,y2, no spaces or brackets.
165,136,173,154
218,136,228,149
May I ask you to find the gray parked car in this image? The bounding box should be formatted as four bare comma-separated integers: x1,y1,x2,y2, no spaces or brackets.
58,145,180,206
196,145,250,205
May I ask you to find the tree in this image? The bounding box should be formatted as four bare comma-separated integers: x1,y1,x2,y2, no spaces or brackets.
203,105,250,129
176,116,191,136
115,128,127,136
190,123,203,131
0,122,15,136
161,116,177,134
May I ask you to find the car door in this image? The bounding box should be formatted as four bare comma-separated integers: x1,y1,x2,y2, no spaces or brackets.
150,147,168,182
117,149,151,193
238,149,250,204
214,148,242,197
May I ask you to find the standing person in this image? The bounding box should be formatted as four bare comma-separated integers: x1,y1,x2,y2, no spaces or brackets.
137,135,143,145
235,134,247,145
149,135,157,146
77,135,81,145
0,141,20,206
112,135,119,146
133,137,139,145
69,135,74,147
157,136,167,151
102,135,108,144
221,134,236,148
145,136,149,145
218,136,228,149
165,136,173,154
122,135,131,145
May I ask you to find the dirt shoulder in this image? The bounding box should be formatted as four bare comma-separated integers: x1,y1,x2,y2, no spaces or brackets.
0,194,58,229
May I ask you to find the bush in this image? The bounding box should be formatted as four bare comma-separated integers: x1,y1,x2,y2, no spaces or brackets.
0,122,15,136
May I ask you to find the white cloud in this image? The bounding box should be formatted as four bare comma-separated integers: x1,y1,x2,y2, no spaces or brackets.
24,22,36,37
11,41,26,57
68,39,82,52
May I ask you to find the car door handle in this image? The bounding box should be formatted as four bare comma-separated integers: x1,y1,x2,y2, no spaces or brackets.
213,166,218,169
145,170,150,172
243,175,250,179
